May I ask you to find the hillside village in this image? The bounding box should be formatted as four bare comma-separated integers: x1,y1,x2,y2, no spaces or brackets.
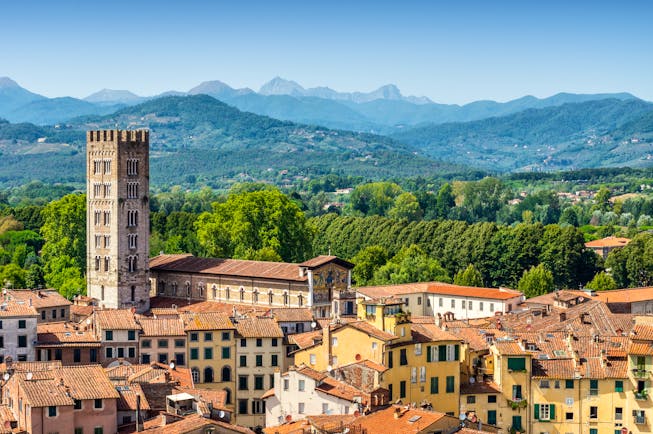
1,129,653,434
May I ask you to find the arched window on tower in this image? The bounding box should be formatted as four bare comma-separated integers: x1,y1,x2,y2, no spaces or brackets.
298,294,303,307
204,367,214,383
158,281,165,295
172,282,178,296
240,287,245,302
185,282,191,297
225,287,230,300
131,286,135,302
268,291,274,305
198,283,204,298
253,289,259,304
212,285,218,300
283,292,289,306
221,366,232,382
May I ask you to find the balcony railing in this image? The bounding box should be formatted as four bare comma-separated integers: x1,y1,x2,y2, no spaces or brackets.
633,368,649,378
634,415,646,425
635,391,649,401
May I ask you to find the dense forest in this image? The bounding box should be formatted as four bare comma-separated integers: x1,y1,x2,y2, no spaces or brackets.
2,169,653,300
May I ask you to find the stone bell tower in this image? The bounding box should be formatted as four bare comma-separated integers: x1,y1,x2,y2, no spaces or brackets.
86,130,150,312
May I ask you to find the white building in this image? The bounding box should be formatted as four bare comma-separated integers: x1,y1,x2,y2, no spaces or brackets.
263,365,366,427
357,282,524,320
0,298,38,362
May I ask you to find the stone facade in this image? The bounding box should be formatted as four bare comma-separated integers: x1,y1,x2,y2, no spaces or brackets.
86,130,150,312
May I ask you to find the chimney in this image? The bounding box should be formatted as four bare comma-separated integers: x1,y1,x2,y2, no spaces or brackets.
159,413,166,427
435,313,443,329
559,312,566,322
28,298,32,307
394,407,402,419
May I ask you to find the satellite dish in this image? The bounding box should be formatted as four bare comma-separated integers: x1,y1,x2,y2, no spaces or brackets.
311,322,317,329
169,362,175,370
326,365,333,372
218,410,225,418
2,373,9,381
469,377,476,384
459,413,467,421
26,372,33,381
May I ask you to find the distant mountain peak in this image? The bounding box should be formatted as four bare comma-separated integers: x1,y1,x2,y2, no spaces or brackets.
259,77,305,96
188,80,253,98
0,77,21,89
84,88,142,103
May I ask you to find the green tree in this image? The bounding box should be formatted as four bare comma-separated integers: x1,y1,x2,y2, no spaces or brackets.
196,189,312,262
388,192,423,221
460,177,509,222
351,245,389,286
372,244,450,285
454,264,484,287
435,183,455,219
593,187,612,213
40,194,86,293
518,264,554,298
25,263,46,289
0,263,26,289
349,182,403,216
605,233,653,288
585,271,617,291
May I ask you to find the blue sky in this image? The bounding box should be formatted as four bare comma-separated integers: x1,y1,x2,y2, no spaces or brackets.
1,0,651,104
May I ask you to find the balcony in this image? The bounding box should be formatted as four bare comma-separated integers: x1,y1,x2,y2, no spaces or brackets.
635,390,649,401
633,368,649,378
634,415,647,425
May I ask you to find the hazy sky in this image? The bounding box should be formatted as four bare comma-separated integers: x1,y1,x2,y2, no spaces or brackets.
2,0,651,104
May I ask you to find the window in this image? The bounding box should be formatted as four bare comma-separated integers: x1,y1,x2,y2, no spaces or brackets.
204,367,214,382
411,367,417,383
156,339,168,348
417,296,422,305
565,379,574,389
221,366,231,382
589,379,598,395
487,410,497,425
298,402,305,414
205,332,213,341
128,234,137,249
52,309,57,319
271,354,278,366
283,379,289,391
310,354,316,365
104,256,110,271
106,347,113,358
238,399,248,415
322,403,329,414
565,412,574,421
74,400,82,410
512,385,522,400
511,416,522,432
127,182,139,198
252,399,266,414
128,330,136,341
479,302,484,311
254,375,264,390
221,331,230,341
430,377,439,394
18,320,26,329
18,335,27,348
128,256,137,272
298,379,305,391
118,347,124,358
104,211,110,226
439,298,443,307
540,380,550,388
90,348,97,363
190,333,198,342
400,349,408,365
272,338,278,347
446,376,455,393
191,368,199,383
507,357,526,371
174,339,185,348
467,395,476,404
94,399,102,409
613,380,624,392
240,338,247,347
388,351,393,368
332,337,338,346
489,303,494,312
239,376,248,390
488,395,497,403
270,374,275,388
451,299,455,308
190,348,199,360
55,349,62,360
141,354,151,364
74,348,81,363
239,355,247,367
222,347,230,359
468,301,472,310
414,343,422,355
615,407,623,420
127,159,138,176
94,428,103,434
589,406,598,419
590,430,597,434
400,380,406,398
204,348,213,359
48,406,57,417
256,338,263,347
535,403,554,421
420,366,426,383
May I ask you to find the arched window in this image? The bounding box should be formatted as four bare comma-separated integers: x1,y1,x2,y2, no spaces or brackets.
240,287,245,302
268,291,274,305
191,368,200,383
298,294,303,307
223,388,232,405
221,366,232,382
204,367,214,383
253,289,259,304
283,292,289,306
212,285,218,300
131,286,136,302
225,287,230,300
172,282,178,296
185,282,191,297
158,281,166,295
198,283,204,298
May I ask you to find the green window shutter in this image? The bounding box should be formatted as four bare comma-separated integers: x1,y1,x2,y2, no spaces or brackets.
615,380,623,392
507,357,526,371
438,345,446,361
426,346,432,363
487,410,496,425
430,377,439,394
550,404,555,420
455,344,460,361
534,404,539,420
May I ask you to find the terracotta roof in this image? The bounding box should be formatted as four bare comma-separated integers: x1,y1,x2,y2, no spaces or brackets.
288,330,322,349
106,363,153,381
181,312,235,331
94,309,140,330
263,420,310,434
139,318,186,336
595,287,653,304
234,317,284,338
261,388,275,399
0,299,38,317
629,342,653,355
0,405,15,434
307,415,359,431
344,321,397,342
493,341,528,356
411,323,461,342
0,361,62,373
524,290,590,306
149,296,269,316
151,308,179,317
632,324,653,340
267,307,313,322
71,304,94,319
357,405,452,434
55,365,120,400
316,376,367,403
532,359,577,378
585,236,630,248
17,375,74,407
117,383,151,411
150,254,307,282
447,328,507,351
460,381,502,395
356,281,522,301
339,359,388,373
295,365,328,382
299,255,354,269
139,413,255,434
8,289,72,308
36,322,100,346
